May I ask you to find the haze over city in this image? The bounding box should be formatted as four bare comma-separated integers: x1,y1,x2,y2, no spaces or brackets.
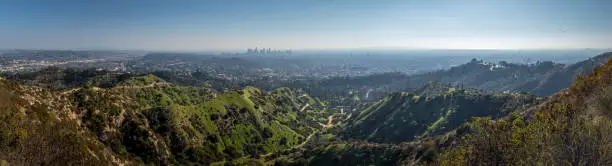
1,0,611,51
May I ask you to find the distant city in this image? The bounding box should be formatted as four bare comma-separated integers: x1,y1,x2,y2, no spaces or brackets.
244,48,292,56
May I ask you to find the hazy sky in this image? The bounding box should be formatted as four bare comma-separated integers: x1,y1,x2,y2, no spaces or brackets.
0,0,611,51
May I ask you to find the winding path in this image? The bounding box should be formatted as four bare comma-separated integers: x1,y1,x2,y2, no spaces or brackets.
298,103,310,112
260,131,317,158
60,82,169,95
260,111,341,158
261,111,341,158
318,114,334,128
60,88,82,95
114,82,169,89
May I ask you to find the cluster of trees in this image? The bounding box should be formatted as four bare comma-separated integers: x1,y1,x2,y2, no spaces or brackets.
2,67,139,90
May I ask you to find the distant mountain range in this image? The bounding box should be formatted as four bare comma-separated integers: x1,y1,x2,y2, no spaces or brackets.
407,52,612,96
303,52,612,105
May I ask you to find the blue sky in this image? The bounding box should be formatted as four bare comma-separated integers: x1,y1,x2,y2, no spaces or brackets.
0,0,611,51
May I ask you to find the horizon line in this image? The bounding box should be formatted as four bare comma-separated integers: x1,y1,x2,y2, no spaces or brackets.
1,47,610,53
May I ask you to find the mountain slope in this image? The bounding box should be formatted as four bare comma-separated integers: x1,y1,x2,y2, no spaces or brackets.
270,53,612,166
407,53,612,96
529,52,612,96
0,79,122,165
0,74,332,165
438,52,612,165
341,83,539,143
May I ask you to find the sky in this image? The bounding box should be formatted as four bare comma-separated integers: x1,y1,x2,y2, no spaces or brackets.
0,0,611,51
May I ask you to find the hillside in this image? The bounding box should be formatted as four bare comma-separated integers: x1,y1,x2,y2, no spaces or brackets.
0,78,120,165
410,52,612,96
437,52,612,165
340,83,539,143
530,52,612,96
0,75,332,165
268,54,612,166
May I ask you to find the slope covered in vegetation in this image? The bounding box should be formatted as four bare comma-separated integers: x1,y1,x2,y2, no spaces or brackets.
411,53,612,96
0,78,122,165
0,74,332,165
437,52,612,165
341,83,539,143
271,53,612,166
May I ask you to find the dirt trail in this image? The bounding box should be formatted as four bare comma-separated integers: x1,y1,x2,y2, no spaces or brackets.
295,132,316,149
114,82,169,89
299,103,310,112
260,131,317,157
61,88,82,95
261,112,339,158
60,82,169,95
318,115,334,128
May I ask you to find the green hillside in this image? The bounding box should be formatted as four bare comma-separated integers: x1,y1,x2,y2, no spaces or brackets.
267,53,612,165
0,75,331,165
341,83,539,143
438,53,612,165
